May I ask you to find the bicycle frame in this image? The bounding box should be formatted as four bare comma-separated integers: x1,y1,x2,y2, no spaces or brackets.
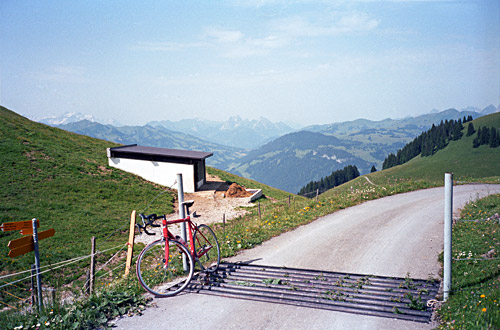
160,216,214,267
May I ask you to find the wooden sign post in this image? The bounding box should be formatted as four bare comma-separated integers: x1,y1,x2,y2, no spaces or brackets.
8,228,55,258
2,218,55,310
124,210,136,276
1,219,39,232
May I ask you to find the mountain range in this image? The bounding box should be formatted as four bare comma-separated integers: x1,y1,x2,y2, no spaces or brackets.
147,116,297,150
55,120,246,168
46,105,499,193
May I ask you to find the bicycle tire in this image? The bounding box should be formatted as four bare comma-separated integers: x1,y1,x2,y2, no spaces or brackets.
193,224,220,273
136,239,194,297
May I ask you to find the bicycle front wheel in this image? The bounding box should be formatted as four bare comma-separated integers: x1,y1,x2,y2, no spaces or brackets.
193,224,220,272
136,239,194,297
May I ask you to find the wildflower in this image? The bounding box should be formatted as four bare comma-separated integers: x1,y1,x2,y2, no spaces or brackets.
482,307,487,312
480,294,486,298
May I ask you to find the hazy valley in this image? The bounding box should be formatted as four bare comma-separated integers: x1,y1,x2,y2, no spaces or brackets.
47,105,499,193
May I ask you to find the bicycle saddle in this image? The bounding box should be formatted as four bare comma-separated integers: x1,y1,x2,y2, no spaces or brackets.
182,200,195,208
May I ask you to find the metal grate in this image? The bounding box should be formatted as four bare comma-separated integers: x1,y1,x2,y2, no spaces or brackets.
187,262,440,323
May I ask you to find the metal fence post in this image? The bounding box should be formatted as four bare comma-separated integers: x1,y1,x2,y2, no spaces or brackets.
443,173,453,301
177,173,188,271
89,236,96,295
32,218,43,310
30,264,36,308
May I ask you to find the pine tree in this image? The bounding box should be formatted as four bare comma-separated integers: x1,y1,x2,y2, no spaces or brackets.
466,122,475,137
489,127,499,148
450,121,463,140
370,165,377,173
472,137,480,148
480,127,490,145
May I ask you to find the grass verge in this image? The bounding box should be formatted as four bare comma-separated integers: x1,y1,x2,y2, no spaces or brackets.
437,193,500,329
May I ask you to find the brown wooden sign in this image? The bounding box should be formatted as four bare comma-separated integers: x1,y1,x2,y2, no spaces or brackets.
1,219,39,232
20,228,36,235
8,228,55,258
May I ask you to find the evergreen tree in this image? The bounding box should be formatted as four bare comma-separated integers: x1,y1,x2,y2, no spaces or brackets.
450,121,463,140
489,127,499,148
370,165,377,173
472,137,480,148
297,165,360,195
480,127,490,145
383,153,398,169
466,122,475,136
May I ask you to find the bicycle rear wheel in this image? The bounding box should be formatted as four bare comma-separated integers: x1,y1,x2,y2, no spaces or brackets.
193,224,220,272
136,239,194,297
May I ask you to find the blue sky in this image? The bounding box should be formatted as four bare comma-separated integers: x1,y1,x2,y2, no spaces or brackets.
1,0,499,126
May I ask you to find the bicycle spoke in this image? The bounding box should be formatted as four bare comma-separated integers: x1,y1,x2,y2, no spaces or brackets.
136,239,194,297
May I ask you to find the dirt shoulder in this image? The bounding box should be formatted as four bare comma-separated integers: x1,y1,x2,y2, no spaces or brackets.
135,174,256,245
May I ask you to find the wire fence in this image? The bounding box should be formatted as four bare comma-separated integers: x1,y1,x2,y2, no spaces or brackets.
0,241,130,310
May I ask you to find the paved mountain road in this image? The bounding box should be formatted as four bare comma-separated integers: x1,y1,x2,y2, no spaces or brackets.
115,184,500,330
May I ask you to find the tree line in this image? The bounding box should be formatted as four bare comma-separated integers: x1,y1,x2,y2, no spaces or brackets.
383,116,500,170
298,165,360,196
382,116,473,170
471,124,500,148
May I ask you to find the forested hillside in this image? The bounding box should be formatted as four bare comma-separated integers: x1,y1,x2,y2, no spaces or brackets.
228,131,372,193
298,165,360,195
382,115,499,170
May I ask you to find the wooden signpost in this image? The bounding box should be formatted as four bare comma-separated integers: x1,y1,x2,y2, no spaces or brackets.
8,228,55,258
1,218,55,310
1,219,39,232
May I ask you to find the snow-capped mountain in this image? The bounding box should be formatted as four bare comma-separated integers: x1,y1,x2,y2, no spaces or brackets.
37,112,122,126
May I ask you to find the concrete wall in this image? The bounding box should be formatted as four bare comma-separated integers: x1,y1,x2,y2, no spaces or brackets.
108,157,196,193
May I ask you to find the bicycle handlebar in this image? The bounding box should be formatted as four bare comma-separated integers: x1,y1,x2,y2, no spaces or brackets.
136,213,163,236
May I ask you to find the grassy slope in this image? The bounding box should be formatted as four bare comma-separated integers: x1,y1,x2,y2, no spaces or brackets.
0,107,177,276
0,106,293,278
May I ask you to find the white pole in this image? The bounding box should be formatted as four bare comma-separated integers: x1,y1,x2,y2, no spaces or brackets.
443,173,453,301
177,173,188,271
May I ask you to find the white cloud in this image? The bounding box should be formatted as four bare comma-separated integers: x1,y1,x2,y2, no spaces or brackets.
202,26,290,58
337,12,380,32
270,12,380,37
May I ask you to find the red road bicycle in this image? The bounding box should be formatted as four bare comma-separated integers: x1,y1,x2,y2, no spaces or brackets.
135,200,220,297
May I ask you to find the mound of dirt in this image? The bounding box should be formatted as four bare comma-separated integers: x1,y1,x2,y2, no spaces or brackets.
226,183,253,198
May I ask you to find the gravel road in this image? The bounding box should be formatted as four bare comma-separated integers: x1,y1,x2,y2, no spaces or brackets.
114,184,500,330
